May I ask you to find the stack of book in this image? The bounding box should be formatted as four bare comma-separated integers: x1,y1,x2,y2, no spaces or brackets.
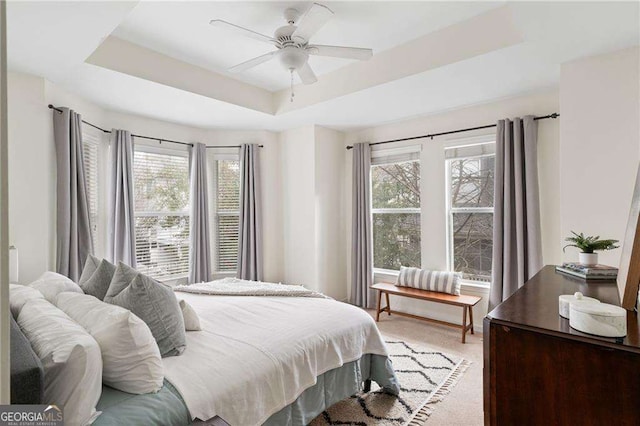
555,262,618,280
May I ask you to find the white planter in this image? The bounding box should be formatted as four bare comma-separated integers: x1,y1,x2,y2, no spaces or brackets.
579,252,598,266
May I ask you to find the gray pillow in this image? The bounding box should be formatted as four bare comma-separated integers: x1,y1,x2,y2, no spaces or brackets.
79,255,116,301
110,273,186,357
79,255,100,284
104,262,139,303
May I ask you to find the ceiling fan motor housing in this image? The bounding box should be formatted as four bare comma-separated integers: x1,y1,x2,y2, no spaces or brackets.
275,25,300,47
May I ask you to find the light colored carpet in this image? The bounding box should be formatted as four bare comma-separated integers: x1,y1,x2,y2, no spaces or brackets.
369,311,484,426
309,340,469,425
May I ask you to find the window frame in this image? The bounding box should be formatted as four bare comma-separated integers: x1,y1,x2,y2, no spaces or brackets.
370,145,422,274
208,151,240,278
444,138,496,287
132,143,191,283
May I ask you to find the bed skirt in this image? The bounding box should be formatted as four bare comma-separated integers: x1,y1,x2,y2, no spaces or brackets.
93,354,399,426
264,353,399,426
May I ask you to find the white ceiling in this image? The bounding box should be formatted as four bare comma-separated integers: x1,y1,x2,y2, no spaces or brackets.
112,1,503,91
6,1,640,132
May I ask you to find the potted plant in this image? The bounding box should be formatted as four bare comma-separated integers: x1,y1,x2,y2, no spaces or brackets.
563,231,619,266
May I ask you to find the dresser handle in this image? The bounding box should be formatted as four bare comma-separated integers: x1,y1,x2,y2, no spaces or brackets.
502,326,510,332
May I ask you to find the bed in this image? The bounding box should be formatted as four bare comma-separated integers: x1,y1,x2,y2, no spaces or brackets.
15,291,399,425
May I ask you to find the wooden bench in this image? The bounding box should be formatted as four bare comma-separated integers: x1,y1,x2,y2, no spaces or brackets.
371,282,481,343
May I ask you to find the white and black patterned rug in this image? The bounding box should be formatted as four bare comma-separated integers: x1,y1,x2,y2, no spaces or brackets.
309,340,469,426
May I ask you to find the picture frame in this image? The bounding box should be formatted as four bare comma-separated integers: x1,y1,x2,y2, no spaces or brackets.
618,162,640,310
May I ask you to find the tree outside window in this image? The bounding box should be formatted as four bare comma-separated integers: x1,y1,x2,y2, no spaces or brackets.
371,160,421,271
447,154,495,282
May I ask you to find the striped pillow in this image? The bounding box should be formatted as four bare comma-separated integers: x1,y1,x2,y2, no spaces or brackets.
396,266,461,296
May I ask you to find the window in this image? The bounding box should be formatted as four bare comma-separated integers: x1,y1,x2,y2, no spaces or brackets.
213,159,240,272
133,148,190,281
446,143,495,282
371,148,421,271
82,124,100,248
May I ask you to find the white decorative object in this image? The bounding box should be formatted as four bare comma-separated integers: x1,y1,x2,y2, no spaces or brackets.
559,292,600,319
579,252,598,266
9,246,18,283
570,302,627,337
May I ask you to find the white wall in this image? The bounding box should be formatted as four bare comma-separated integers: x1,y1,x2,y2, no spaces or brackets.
314,126,347,300
345,90,560,331
279,125,348,300
560,46,640,268
280,126,317,288
8,72,285,284
8,72,56,283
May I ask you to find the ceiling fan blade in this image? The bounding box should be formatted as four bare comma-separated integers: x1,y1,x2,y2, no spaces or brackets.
228,51,278,73
307,44,373,60
296,62,318,84
210,19,277,45
292,3,334,42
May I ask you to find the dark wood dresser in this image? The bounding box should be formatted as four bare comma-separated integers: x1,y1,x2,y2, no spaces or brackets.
484,266,640,425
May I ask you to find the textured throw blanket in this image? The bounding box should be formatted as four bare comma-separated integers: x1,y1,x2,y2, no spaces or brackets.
174,277,329,298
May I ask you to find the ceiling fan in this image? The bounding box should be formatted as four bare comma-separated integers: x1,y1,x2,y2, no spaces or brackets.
210,2,373,99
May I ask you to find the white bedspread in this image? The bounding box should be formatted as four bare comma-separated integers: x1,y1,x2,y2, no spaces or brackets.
162,293,388,425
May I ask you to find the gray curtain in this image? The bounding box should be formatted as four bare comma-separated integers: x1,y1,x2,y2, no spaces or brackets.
53,107,94,281
107,129,137,267
237,144,263,281
188,143,211,283
489,116,542,310
351,143,375,308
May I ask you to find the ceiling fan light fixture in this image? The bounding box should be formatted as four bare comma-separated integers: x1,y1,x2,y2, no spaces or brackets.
278,47,309,71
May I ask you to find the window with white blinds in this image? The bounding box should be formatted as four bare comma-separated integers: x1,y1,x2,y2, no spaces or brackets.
81,124,100,248
215,159,240,272
133,148,190,281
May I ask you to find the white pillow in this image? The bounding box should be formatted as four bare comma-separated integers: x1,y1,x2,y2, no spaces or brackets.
56,292,164,394
9,283,44,318
17,298,101,426
179,299,202,331
27,271,83,303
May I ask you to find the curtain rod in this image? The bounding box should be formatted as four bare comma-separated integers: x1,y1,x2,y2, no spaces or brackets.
345,113,559,150
48,104,263,149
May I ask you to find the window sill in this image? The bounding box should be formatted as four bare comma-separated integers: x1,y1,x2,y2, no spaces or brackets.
459,279,491,290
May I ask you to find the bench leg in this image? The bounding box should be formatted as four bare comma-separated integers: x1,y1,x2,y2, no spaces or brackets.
375,290,382,322
363,379,372,393
469,306,474,335
461,306,468,344
385,292,391,316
